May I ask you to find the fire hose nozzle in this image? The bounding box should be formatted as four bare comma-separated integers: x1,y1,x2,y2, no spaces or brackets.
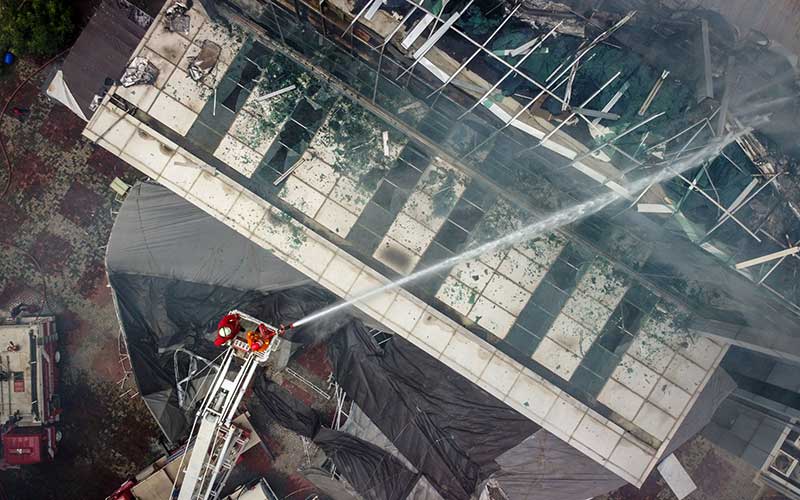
278,323,294,336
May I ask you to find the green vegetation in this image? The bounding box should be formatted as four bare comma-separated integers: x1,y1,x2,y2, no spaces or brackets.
269,209,307,249
321,100,398,189
456,4,504,36
240,54,314,150
0,0,74,57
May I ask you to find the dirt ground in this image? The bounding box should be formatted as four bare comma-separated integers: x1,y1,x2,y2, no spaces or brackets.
0,55,160,499
598,435,789,500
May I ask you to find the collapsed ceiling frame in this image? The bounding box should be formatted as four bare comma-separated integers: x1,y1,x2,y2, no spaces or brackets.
245,0,800,316
640,106,800,316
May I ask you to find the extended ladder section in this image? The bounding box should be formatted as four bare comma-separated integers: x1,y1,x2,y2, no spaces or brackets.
177,312,282,500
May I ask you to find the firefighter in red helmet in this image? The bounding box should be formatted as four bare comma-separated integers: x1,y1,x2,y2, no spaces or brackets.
214,313,243,347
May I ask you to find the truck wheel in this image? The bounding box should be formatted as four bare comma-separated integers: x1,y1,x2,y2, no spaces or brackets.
56,431,63,442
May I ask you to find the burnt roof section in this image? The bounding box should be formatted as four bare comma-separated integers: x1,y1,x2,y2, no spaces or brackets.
62,0,152,118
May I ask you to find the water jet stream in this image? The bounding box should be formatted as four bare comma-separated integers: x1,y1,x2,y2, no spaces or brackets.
292,130,748,329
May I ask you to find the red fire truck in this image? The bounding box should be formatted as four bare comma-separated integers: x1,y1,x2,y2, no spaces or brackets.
0,316,61,465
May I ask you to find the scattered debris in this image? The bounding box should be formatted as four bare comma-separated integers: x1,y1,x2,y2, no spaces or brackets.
254,84,297,102
571,107,619,120
735,246,800,270
638,70,669,116
637,203,673,214
511,0,590,38
120,57,159,87
164,1,192,35
397,101,423,114
188,40,221,82
273,159,304,186
89,94,103,112
363,0,385,21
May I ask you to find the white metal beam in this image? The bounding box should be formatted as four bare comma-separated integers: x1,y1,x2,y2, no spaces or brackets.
736,247,800,270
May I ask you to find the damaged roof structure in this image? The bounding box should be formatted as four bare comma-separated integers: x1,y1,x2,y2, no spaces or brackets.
81,0,800,498
46,0,153,120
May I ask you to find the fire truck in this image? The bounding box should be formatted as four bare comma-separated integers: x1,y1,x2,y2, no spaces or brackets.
0,315,61,465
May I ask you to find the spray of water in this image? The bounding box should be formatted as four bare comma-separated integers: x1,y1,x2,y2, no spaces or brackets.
292,129,749,329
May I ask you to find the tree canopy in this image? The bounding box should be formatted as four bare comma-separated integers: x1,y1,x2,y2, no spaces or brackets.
0,0,74,57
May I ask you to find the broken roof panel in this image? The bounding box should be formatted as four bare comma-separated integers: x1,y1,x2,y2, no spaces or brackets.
60,0,152,119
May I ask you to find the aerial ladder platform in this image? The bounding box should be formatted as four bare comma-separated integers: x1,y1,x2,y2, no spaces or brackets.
175,310,286,500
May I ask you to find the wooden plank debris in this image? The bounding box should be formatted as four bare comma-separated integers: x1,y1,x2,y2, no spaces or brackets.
637,203,673,214
638,70,669,116
364,0,386,21
255,85,296,102
401,13,434,49
736,247,800,270
658,454,697,500
696,19,714,102
571,107,619,120
592,81,629,125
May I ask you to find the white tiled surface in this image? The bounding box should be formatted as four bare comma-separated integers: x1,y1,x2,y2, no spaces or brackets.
82,105,138,155
663,354,706,393
410,312,455,353
532,337,581,379
531,261,628,381
114,1,245,138
572,413,622,459
480,352,521,396
598,378,644,421
163,68,212,113
376,163,466,275
275,102,405,240
149,93,197,136
436,231,566,340
468,296,516,340
544,397,585,439
214,134,262,177
611,355,659,398
634,402,676,441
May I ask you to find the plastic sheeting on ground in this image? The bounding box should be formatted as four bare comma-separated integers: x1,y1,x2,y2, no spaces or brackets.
340,404,417,474
46,70,88,121
250,377,321,438
327,322,540,499
314,428,419,500
483,430,626,500
106,182,338,441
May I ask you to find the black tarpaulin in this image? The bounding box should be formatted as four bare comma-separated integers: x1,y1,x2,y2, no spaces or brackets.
106,183,308,294
486,430,626,500
246,374,419,500
664,367,736,457
106,182,336,441
340,404,417,473
314,428,419,500
250,377,321,438
327,322,540,500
